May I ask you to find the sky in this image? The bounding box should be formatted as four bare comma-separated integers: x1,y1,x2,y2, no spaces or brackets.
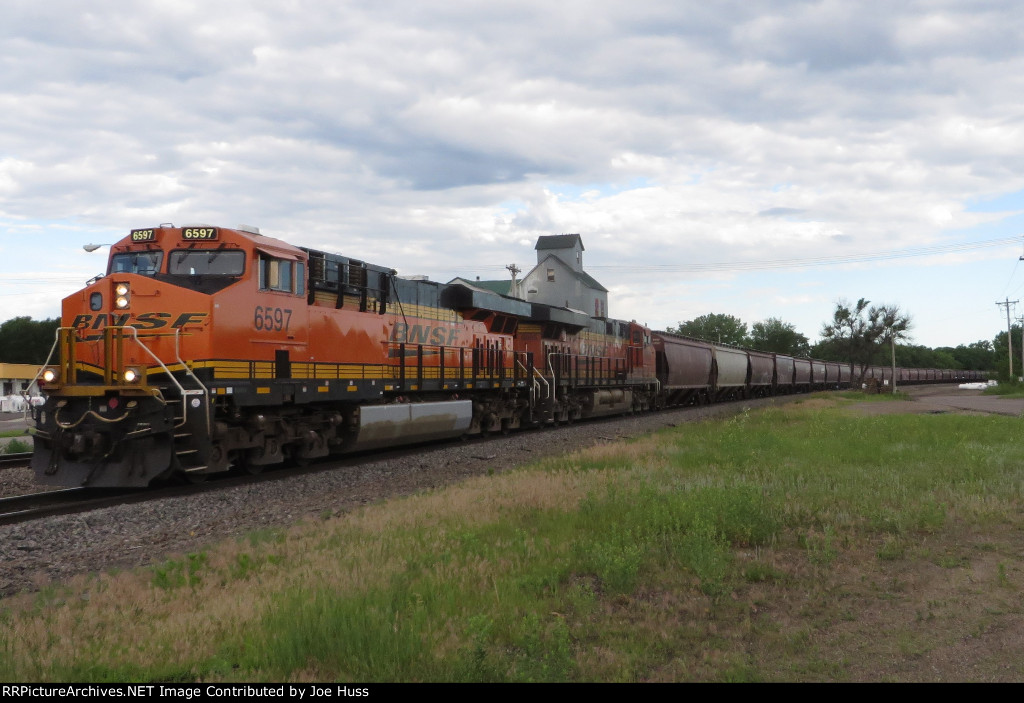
3,0,1024,349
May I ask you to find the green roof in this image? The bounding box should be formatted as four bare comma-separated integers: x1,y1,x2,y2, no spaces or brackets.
468,280,512,295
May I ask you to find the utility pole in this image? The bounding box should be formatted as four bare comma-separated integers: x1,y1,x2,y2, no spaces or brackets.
505,263,521,299
996,298,1018,378
890,335,897,392
1017,315,1024,383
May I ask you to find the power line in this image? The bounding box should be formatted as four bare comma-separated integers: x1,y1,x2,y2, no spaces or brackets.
442,235,1020,275
585,236,1021,273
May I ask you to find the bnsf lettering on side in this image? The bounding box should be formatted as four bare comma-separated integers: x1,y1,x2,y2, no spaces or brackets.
390,322,459,346
71,312,208,331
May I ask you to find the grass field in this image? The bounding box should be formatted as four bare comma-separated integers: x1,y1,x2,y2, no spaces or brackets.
2,394,1022,682
983,381,1024,399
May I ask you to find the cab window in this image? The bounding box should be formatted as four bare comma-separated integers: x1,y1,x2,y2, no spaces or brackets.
169,250,245,276
110,251,163,276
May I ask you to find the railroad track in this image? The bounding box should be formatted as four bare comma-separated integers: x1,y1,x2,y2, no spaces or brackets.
0,452,33,469
0,385,985,527
0,393,790,526
0,488,105,526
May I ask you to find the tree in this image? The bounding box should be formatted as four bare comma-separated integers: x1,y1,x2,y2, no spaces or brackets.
0,317,60,364
941,340,994,372
668,313,748,346
808,337,849,362
992,326,1021,380
876,304,913,388
897,344,959,370
819,298,912,385
748,317,810,356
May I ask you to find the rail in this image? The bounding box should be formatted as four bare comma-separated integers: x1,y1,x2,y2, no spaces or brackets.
0,452,33,469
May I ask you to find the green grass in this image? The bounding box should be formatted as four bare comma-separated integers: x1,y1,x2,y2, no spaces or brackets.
982,381,1024,398
0,428,30,438
2,399,1024,682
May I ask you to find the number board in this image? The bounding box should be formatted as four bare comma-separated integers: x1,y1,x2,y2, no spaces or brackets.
129,228,156,243
182,227,219,241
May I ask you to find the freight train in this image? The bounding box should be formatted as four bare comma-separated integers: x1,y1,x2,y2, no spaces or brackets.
27,224,984,487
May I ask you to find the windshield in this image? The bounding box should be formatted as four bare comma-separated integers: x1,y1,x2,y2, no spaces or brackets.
110,251,163,276
169,250,245,276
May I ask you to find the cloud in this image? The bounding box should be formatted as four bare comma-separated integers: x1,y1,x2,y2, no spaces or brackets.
2,1,1023,347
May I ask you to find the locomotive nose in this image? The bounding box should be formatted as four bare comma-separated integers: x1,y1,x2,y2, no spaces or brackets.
64,428,109,458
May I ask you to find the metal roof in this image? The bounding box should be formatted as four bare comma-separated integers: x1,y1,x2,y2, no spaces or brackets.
535,234,584,251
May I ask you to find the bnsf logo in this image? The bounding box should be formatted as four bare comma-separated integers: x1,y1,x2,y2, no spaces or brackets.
390,322,459,346
70,312,208,331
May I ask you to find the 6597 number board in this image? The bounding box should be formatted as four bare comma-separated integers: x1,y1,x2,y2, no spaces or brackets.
182,227,218,240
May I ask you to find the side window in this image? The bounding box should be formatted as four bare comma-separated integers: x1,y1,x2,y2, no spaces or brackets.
259,255,300,294
279,261,292,291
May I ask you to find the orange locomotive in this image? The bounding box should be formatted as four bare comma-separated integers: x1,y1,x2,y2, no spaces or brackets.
31,224,659,486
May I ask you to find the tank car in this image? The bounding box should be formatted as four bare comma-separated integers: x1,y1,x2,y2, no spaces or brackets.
30,224,659,487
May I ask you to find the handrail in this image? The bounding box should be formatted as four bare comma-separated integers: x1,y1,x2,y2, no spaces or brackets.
172,327,212,436
120,326,187,424
533,365,550,400
22,327,62,422
516,358,547,403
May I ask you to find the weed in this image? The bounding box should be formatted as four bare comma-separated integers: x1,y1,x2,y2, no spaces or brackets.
456,614,504,682
802,527,838,567
579,535,643,594
678,517,731,596
743,562,782,583
876,536,904,562
510,612,575,682
1,438,31,454
151,552,208,590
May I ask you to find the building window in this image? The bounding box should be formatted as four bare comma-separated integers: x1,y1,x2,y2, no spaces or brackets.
547,268,555,282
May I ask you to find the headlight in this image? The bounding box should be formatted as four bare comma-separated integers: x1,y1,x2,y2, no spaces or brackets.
114,282,130,308
123,367,141,383
42,368,57,383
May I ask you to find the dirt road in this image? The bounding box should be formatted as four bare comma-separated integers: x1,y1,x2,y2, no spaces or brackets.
854,384,1024,417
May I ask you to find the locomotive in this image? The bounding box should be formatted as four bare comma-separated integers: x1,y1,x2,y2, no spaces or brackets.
28,224,984,488
29,225,660,486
